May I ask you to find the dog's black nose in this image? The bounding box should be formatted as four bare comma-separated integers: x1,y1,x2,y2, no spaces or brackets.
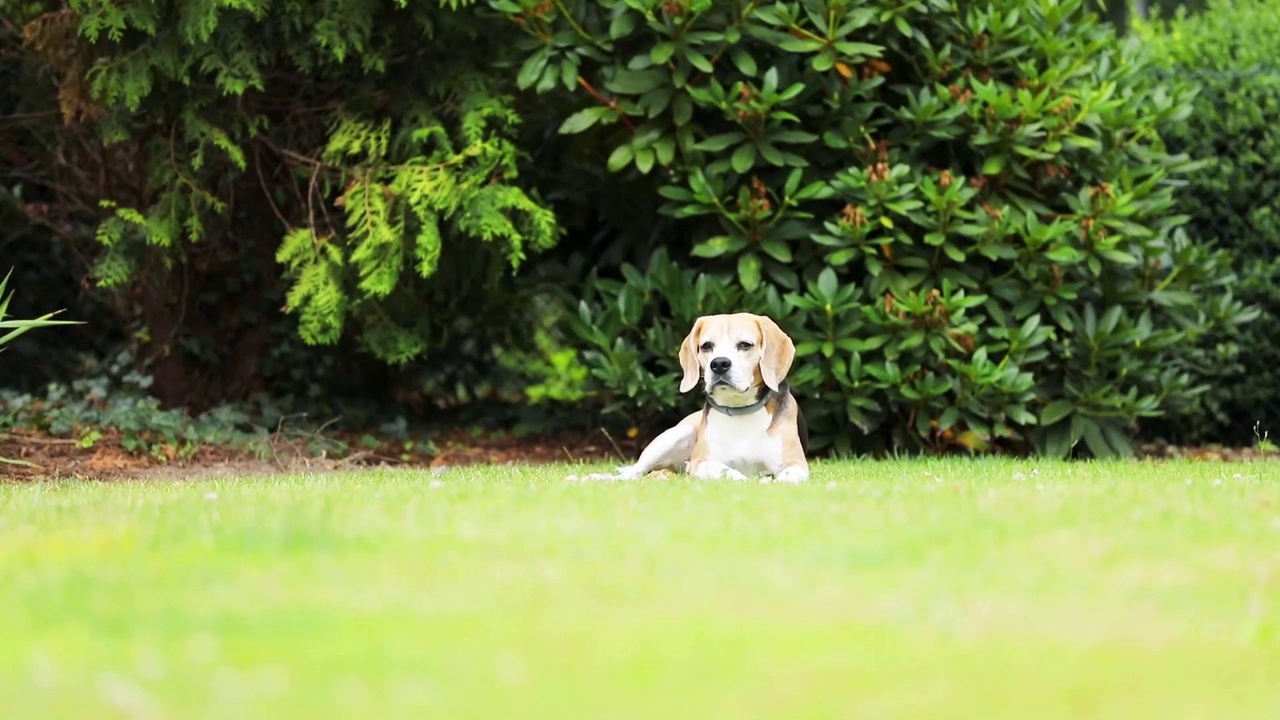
709,356,732,375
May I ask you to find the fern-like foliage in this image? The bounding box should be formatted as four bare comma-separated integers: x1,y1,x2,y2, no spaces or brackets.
277,80,560,360
275,228,348,346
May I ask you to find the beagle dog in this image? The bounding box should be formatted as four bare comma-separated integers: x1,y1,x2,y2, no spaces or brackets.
577,313,810,483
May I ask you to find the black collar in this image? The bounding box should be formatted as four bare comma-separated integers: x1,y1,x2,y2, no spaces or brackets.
705,382,787,417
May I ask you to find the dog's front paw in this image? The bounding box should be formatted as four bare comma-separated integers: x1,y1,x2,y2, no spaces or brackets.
774,465,809,484
614,464,644,480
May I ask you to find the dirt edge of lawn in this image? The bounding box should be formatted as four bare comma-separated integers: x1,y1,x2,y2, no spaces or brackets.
2,425,1275,482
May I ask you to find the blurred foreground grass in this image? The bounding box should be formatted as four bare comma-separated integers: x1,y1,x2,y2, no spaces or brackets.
1,459,1278,719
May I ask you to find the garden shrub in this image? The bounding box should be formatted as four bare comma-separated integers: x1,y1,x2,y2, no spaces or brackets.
1138,0,1280,444
500,0,1254,457
13,0,561,409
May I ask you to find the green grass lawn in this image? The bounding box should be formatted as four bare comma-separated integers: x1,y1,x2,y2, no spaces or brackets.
2,459,1278,719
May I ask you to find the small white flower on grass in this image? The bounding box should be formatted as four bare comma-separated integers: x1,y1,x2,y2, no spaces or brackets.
1012,471,1026,482
1234,473,1243,480
428,480,444,489
826,481,837,490
1214,478,1224,487
1031,468,1040,478
204,492,218,501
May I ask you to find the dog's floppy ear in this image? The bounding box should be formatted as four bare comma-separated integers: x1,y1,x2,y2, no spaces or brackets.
756,315,795,392
678,317,706,393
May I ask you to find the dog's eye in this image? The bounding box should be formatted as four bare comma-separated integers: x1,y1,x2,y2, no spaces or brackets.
736,341,754,351
699,341,714,352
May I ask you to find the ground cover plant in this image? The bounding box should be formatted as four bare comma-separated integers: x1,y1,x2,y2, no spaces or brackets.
2,459,1278,719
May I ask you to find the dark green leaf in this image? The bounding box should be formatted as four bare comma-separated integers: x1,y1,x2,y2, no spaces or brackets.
942,243,966,262
558,107,610,134
757,142,785,165
691,235,747,258
826,248,859,266
778,38,824,53
761,239,792,262
784,169,803,196
605,68,667,94
673,94,694,125
731,143,757,173
517,49,550,90
657,184,694,201
694,132,746,151
730,47,757,76
607,143,634,172
654,136,676,165
738,253,762,291
610,11,638,40
771,129,819,144
832,41,883,56
762,67,779,96
1081,420,1113,458
634,147,655,173
684,49,714,73
560,59,578,91
817,267,838,298
650,41,676,64
1097,249,1139,265
1040,399,1074,426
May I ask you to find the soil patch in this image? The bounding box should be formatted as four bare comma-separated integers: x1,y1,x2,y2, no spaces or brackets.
0,427,628,482
1,428,1272,482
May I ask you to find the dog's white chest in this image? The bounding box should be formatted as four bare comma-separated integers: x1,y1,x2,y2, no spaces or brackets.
702,410,781,474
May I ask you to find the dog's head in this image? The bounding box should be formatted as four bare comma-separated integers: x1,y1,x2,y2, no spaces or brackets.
677,313,796,402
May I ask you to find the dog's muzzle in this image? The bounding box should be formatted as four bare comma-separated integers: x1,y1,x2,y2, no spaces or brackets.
707,356,736,388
